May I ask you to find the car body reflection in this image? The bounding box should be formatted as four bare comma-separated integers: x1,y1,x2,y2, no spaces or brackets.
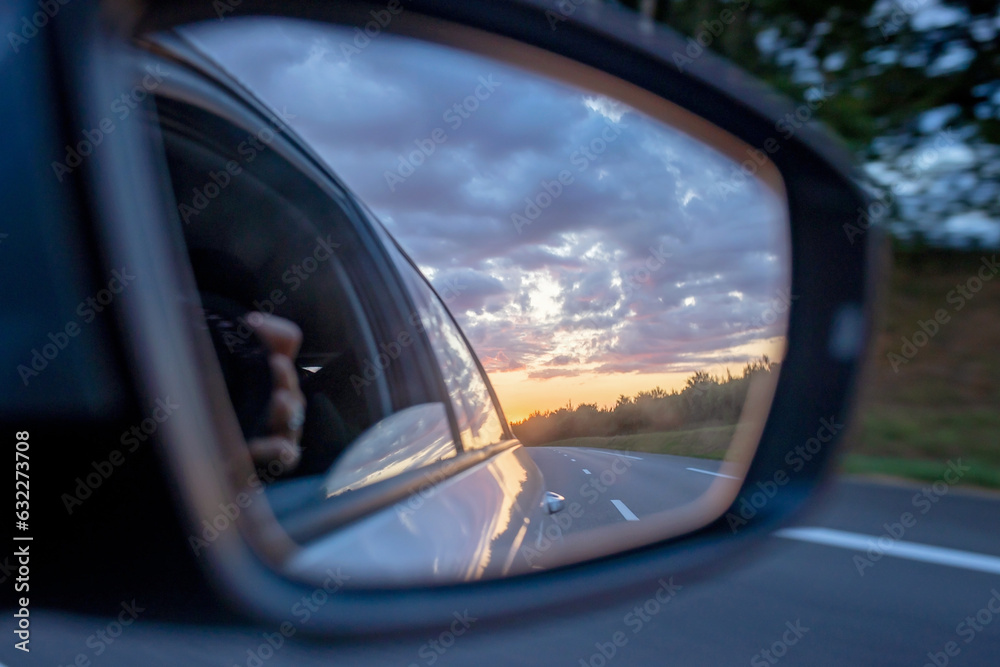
291,445,540,584
322,403,457,497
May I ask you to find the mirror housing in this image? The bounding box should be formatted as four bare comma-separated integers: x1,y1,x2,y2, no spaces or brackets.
56,0,880,634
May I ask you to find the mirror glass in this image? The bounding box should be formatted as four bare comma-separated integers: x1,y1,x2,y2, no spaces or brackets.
156,16,791,585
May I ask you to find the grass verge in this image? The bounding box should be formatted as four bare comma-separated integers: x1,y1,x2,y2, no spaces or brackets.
538,424,735,460
840,250,1000,489
841,454,1000,489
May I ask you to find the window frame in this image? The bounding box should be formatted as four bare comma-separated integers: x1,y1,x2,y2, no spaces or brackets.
138,39,529,514
381,233,515,446
143,54,414,407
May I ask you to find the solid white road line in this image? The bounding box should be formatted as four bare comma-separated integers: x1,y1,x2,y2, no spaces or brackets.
776,527,1000,575
617,454,643,460
611,499,639,521
686,467,740,479
582,469,591,475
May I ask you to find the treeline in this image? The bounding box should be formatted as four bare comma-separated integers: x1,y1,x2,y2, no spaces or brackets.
511,357,778,446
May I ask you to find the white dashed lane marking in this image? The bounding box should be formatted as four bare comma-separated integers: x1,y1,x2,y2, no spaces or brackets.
582,469,591,475
611,499,639,521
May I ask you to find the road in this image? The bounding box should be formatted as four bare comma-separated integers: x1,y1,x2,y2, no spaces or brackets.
6,477,1000,666
526,445,738,530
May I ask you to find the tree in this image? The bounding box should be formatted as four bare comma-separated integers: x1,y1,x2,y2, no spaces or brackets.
510,357,777,444
612,0,1000,246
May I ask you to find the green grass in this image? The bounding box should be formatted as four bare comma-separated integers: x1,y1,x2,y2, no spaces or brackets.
841,454,1000,489
538,424,736,460
857,407,1000,460
840,251,1000,489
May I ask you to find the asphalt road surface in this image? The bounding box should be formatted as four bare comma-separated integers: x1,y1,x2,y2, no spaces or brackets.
6,476,1000,667
526,446,736,531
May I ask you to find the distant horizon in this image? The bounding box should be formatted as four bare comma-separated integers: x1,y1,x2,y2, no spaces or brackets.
491,336,784,424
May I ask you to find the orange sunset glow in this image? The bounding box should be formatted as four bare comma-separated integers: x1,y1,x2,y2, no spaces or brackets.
488,336,786,424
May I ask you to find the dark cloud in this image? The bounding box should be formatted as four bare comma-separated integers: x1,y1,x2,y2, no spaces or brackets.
431,268,506,315
187,18,791,379
479,350,525,373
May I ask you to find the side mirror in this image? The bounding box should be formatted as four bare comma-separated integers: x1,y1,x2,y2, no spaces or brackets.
74,0,879,633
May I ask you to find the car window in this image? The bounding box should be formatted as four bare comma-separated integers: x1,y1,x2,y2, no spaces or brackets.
386,241,508,451
147,78,460,491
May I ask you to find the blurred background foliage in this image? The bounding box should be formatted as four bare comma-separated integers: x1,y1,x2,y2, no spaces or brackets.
613,0,1000,248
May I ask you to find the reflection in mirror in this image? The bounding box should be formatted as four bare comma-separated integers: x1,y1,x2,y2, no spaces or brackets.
162,15,790,585
322,403,454,497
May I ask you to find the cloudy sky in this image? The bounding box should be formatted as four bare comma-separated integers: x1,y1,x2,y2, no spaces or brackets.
186,18,790,422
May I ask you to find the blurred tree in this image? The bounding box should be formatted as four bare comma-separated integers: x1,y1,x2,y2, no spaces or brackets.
510,357,778,444
611,0,1000,246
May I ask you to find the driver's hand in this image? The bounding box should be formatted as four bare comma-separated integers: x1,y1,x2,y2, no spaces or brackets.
245,312,306,472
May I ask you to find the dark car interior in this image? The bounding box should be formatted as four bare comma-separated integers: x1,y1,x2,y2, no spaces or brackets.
157,105,384,478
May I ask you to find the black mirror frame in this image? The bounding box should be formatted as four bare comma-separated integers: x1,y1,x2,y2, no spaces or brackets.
65,0,881,633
